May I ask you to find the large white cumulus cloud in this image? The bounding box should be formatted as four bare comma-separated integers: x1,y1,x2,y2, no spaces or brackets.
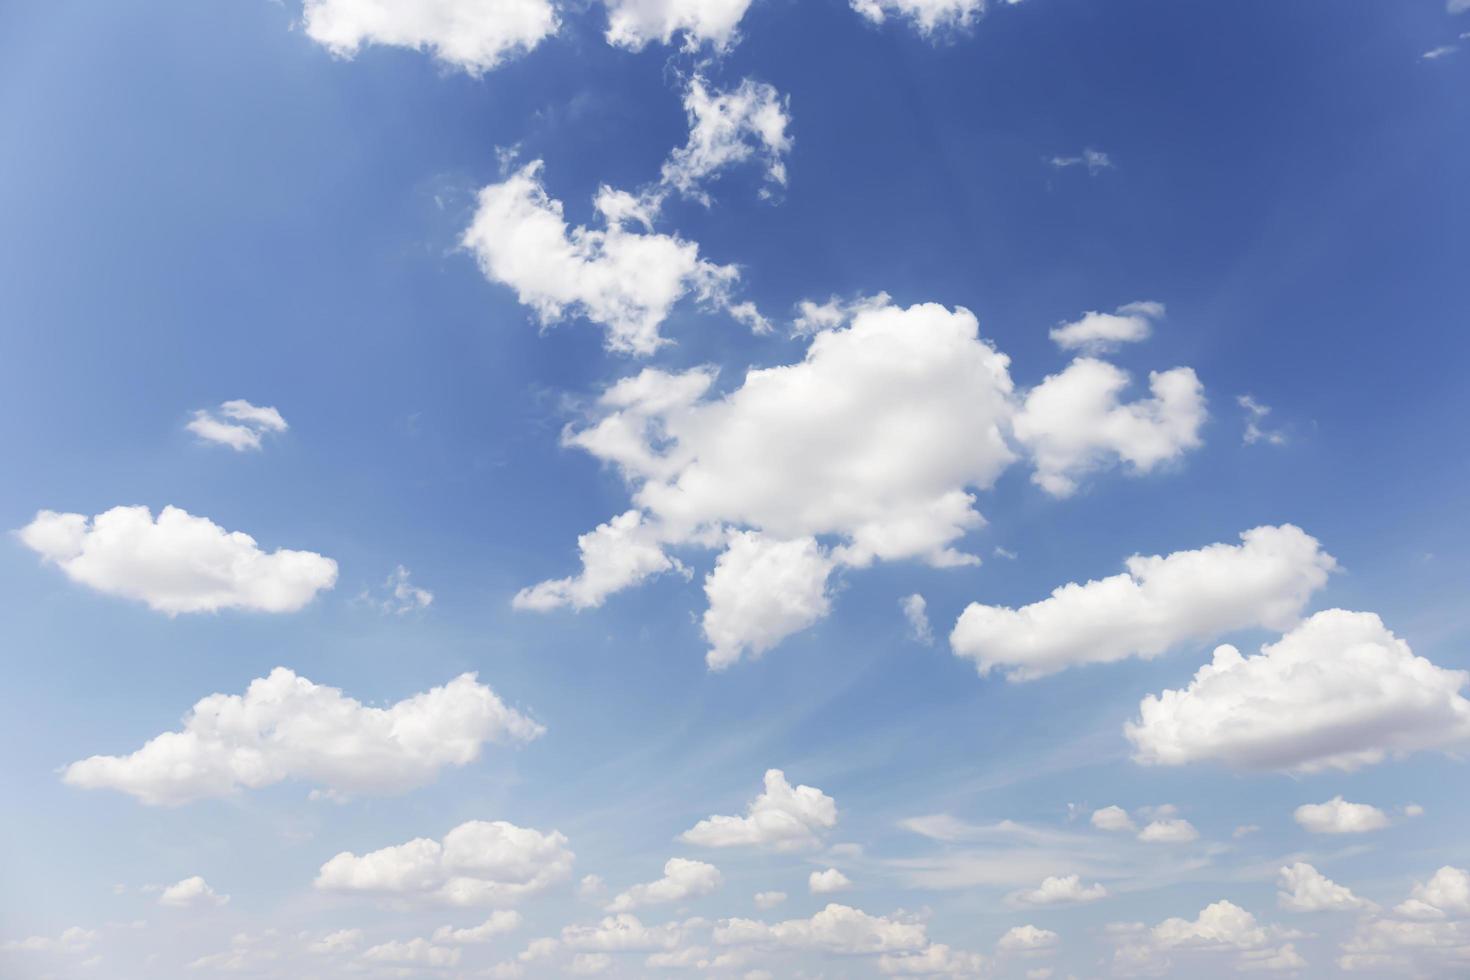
1127,609,1470,772
63,670,543,805
950,525,1335,680
18,505,337,615
303,0,559,74
602,0,755,51
681,769,837,851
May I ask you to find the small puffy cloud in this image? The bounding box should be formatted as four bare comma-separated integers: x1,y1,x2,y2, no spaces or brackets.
1091,806,1136,833
513,511,685,611
607,859,723,912
367,565,433,614
1239,394,1286,446
433,910,524,944
996,925,1059,953
1127,609,1470,772
602,0,755,51
301,0,558,75
880,943,988,975
1011,874,1106,906
1137,818,1198,844
715,903,928,954
186,399,287,451
1396,866,1470,919
309,929,364,954
316,820,574,906
64,669,542,805
702,532,835,670
362,937,462,967
753,891,787,910
1277,863,1372,912
951,525,1334,680
1049,148,1114,175
682,769,837,851
850,0,1008,37
159,876,229,908
1293,797,1390,835
17,505,338,615
662,76,792,204
809,869,853,894
462,161,743,356
901,593,933,644
1048,301,1160,353
1014,356,1205,497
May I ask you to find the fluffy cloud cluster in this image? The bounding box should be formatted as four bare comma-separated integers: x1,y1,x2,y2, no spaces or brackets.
63,669,542,805
879,942,988,976
462,161,744,355
1048,300,1162,353
702,532,835,670
996,924,1058,952
607,858,722,911
1339,867,1470,973
1113,900,1304,975
316,820,573,905
363,937,461,966
18,505,338,615
809,868,853,894
850,0,1012,37
2,927,98,953
1397,866,1470,919
1293,797,1390,835
602,0,755,51
186,398,287,451
1277,863,1372,912
302,0,558,75
1127,609,1470,772
513,510,685,611
662,76,791,204
1013,357,1205,496
159,875,229,908
715,903,927,954
951,525,1334,680
680,769,837,851
1010,874,1106,906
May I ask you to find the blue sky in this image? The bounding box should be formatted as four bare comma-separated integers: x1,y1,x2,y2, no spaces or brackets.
2,0,1469,977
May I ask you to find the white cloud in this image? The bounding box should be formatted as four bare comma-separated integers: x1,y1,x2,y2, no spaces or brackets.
1137,818,1198,844
433,910,524,943
186,398,288,451
715,904,928,954
1277,863,1372,912
2,927,99,953
309,929,364,954
1421,45,1457,61
17,505,338,615
1011,874,1106,906
462,161,743,356
1048,300,1160,353
1239,394,1286,446
809,868,853,894
681,769,837,851
571,951,612,973
1013,357,1206,497
1091,806,1136,833
1396,866,1470,919
64,669,542,805
562,914,686,952
753,891,786,910
791,292,891,336
879,943,988,976
316,820,574,906
850,0,1009,37
1293,797,1390,835
1127,609,1470,772
513,510,685,611
301,0,558,75
602,0,755,51
1049,148,1114,174
368,564,434,614
702,532,835,670
159,876,229,908
362,937,462,967
1152,901,1271,950
608,858,723,912
901,593,933,644
951,525,1334,680
662,76,792,204
997,925,1058,952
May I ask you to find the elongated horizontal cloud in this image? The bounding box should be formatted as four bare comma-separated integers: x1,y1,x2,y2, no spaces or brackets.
63,669,542,805
715,904,927,954
187,398,288,451
1127,610,1470,772
662,76,791,204
607,859,722,912
1049,301,1162,353
879,942,987,976
951,525,1334,680
850,0,1008,37
302,0,558,75
681,769,837,851
462,161,742,356
1014,357,1205,497
602,0,754,51
317,820,573,906
1293,797,1389,834
17,505,337,614
1277,863,1372,912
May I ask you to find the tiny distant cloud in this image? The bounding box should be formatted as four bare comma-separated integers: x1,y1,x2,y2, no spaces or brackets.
364,565,434,615
1049,148,1113,174
901,593,933,644
1238,394,1286,446
187,398,287,451
1421,45,1458,60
